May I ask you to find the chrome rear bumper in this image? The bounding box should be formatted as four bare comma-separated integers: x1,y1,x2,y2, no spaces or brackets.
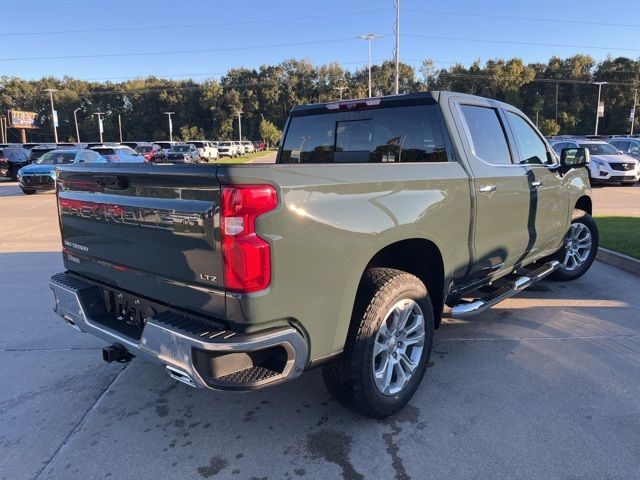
49,272,308,390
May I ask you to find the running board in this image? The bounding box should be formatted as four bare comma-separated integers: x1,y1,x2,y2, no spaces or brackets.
451,260,560,317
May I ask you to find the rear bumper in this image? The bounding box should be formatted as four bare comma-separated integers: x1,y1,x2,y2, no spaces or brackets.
49,272,308,390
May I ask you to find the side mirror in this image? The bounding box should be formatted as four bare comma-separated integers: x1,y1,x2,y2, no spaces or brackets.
560,147,590,168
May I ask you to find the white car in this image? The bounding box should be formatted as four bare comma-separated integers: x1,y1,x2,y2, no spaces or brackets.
187,140,219,162
241,141,255,153
217,141,239,158
234,141,245,155
550,139,639,186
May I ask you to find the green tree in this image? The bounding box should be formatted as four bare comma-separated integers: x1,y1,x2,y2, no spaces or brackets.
538,118,561,136
259,118,281,147
178,125,204,141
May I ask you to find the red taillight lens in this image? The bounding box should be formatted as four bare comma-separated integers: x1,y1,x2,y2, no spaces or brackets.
221,185,277,293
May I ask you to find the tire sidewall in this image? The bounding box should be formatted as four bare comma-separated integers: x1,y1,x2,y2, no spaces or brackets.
356,279,434,415
553,211,599,281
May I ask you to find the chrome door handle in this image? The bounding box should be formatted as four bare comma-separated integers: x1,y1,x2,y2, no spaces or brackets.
478,184,496,193
531,180,544,188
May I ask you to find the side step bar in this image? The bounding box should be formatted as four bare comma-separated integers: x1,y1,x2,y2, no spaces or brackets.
451,260,560,317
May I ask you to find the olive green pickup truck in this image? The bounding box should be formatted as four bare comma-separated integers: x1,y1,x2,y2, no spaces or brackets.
49,91,597,417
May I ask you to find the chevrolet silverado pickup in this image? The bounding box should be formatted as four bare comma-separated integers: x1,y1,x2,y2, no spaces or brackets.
49,91,598,418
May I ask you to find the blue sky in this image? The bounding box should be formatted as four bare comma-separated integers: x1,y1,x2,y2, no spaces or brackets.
2,0,639,81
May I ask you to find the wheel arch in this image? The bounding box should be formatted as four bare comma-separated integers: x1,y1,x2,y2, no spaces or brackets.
355,238,446,329
575,195,592,215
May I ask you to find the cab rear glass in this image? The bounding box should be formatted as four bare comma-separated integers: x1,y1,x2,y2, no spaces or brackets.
279,104,449,164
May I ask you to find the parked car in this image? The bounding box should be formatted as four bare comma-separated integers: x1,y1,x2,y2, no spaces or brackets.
152,141,177,156
17,149,107,194
550,139,639,185
50,91,597,418
90,145,144,163
608,137,640,160
0,147,30,180
167,143,200,163
136,144,167,163
253,141,266,151
241,141,255,154
187,140,219,162
27,144,57,164
235,141,245,155
217,141,239,158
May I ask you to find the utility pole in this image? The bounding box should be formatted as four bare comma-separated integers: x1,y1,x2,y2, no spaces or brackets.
355,33,383,98
163,112,174,141
118,114,123,142
235,110,243,142
594,82,606,135
0,116,4,143
73,108,81,142
44,89,58,143
555,83,559,122
334,86,347,100
94,112,105,143
393,0,400,95
631,88,637,136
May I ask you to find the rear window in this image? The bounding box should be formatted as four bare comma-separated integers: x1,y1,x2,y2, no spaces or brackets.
155,143,172,149
279,104,449,163
137,146,152,153
171,145,191,152
188,142,205,148
460,105,512,165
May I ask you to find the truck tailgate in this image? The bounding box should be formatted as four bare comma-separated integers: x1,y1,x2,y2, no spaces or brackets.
56,164,225,319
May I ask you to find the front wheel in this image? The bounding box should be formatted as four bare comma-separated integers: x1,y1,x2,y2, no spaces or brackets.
20,187,36,195
550,209,599,281
322,268,434,418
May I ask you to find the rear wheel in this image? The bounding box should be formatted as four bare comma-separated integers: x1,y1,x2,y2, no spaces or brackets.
550,209,599,281
20,187,36,195
322,268,434,418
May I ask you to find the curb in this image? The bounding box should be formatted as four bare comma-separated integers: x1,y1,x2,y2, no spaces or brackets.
596,247,640,277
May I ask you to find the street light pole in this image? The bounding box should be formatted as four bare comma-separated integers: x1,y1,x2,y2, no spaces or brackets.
44,89,58,143
163,112,174,142
355,34,383,98
235,111,243,142
93,112,105,143
118,114,123,143
631,88,638,136
73,108,81,142
594,82,606,136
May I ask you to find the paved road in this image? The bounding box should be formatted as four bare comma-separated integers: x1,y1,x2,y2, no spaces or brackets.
1,178,639,479
592,182,640,217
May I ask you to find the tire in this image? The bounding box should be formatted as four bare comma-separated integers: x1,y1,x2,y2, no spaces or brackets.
621,181,636,186
549,209,599,281
322,268,434,418
20,187,36,195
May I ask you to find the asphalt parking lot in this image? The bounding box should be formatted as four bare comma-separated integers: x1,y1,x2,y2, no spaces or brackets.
1,179,639,479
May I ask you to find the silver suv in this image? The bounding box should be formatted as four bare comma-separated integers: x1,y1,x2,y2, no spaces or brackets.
608,137,640,160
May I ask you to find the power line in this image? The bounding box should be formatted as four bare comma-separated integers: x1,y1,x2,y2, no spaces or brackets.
404,34,640,53
404,9,640,29
0,37,373,62
0,9,391,37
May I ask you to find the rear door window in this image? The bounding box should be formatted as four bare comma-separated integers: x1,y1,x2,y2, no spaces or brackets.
280,104,449,163
459,105,512,165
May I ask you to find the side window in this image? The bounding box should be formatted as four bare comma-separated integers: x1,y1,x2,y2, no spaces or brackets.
506,111,551,165
630,142,640,156
612,141,628,152
460,105,512,165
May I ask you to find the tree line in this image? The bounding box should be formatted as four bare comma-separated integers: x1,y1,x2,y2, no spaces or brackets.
1,54,639,143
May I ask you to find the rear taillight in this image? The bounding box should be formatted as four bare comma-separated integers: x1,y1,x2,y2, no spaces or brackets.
221,185,277,293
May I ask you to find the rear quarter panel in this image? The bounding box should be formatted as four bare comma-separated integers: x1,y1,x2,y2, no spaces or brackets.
218,163,471,362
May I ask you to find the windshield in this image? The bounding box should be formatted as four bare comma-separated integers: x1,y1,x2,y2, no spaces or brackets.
219,142,232,147
189,142,204,148
155,143,172,149
579,143,621,155
137,146,152,153
171,145,191,152
37,151,76,164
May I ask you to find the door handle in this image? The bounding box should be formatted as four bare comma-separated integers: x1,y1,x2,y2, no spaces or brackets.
531,180,544,188
478,184,496,193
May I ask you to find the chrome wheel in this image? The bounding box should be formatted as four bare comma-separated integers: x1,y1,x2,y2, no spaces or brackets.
372,299,425,396
562,223,592,271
